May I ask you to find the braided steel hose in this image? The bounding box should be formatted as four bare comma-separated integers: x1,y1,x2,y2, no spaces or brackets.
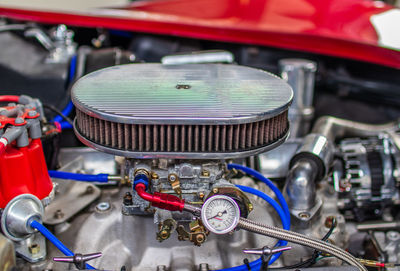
237,218,367,271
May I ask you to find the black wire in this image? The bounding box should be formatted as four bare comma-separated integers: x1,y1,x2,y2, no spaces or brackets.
270,217,337,270
322,218,337,242
42,104,74,126
243,258,252,271
261,253,272,271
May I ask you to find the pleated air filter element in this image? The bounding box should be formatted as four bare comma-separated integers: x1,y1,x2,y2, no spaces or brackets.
72,64,293,159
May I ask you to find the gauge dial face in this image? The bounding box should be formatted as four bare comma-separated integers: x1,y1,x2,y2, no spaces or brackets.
201,195,240,234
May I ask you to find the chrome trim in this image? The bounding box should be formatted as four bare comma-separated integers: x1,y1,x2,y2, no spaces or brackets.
72,63,293,125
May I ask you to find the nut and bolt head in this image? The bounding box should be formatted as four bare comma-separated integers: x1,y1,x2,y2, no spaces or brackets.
29,243,40,254
387,231,400,241
123,192,133,205
96,202,111,212
298,212,310,219
168,174,177,182
196,234,205,243
248,203,253,212
54,209,64,219
160,230,170,239
151,172,159,180
201,170,210,177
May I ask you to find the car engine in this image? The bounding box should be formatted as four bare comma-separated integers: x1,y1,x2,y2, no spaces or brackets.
1,21,400,271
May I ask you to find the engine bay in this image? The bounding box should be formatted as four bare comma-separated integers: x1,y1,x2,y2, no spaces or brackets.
1,20,400,271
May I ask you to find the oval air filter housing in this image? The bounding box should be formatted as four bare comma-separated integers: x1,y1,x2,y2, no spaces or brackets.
72,64,292,159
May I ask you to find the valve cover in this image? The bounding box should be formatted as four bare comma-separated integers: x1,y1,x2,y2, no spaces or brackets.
72,64,293,158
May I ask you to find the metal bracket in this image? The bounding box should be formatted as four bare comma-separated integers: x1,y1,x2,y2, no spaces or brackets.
43,156,101,225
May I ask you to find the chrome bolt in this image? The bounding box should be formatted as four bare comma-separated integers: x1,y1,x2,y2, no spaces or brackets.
298,212,310,219
387,231,400,241
169,174,177,181
243,246,292,256
96,202,111,212
53,252,102,270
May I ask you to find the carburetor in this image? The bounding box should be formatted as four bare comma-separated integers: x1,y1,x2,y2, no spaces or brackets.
72,63,293,245
123,159,254,245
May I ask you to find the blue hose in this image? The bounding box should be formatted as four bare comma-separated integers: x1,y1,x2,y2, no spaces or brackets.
235,185,289,266
30,220,95,270
109,30,134,38
227,163,290,223
68,55,77,83
53,101,74,124
48,170,109,183
59,120,73,130
53,55,77,124
216,164,291,271
235,185,289,230
214,185,289,271
46,166,290,270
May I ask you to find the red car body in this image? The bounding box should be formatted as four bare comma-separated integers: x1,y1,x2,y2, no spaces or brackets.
0,0,399,68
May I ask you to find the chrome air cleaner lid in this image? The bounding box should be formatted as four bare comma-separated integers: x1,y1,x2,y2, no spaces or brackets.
72,64,293,159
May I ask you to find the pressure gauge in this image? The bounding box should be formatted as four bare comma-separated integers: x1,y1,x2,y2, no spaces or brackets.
201,195,240,234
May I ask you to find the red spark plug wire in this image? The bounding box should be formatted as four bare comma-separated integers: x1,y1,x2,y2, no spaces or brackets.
0,95,19,103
